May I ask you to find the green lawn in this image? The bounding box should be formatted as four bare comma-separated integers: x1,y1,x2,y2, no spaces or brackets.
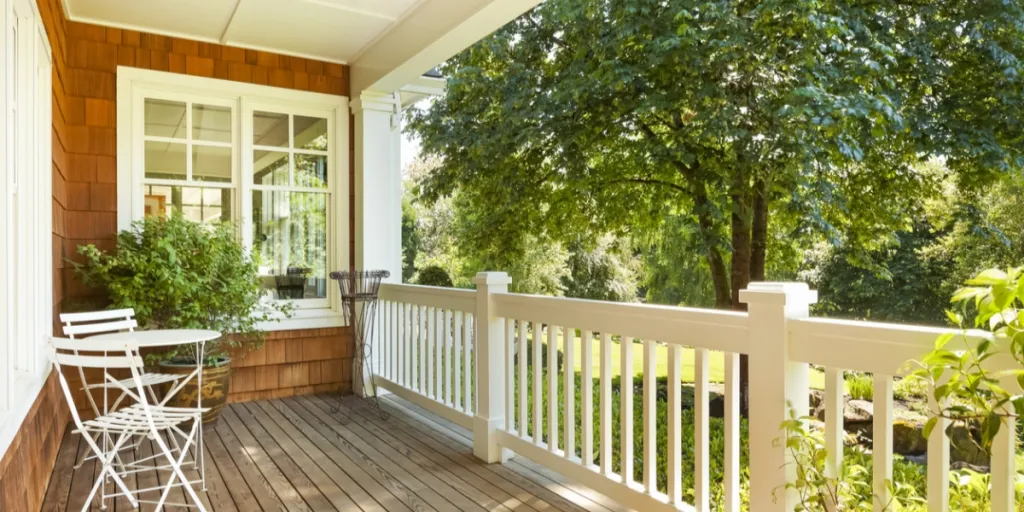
544,331,828,389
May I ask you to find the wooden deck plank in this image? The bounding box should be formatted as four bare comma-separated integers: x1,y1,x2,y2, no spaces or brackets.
276,398,441,512
309,395,533,512
41,426,79,512
210,418,285,509
222,405,333,511
255,399,413,512
241,401,367,512
290,395,484,512
41,395,628,512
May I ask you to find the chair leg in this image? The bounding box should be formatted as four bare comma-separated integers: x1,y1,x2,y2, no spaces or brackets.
152,421,206,512
83,432,138,511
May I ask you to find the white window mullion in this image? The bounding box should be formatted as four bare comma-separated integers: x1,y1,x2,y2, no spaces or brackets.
240,98,254,253
185,101,193,181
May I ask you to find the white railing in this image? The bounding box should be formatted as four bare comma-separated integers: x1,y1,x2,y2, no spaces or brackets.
373,273,1019,512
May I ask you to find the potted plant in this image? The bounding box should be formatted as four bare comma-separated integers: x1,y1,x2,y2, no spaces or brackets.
72,215,292,423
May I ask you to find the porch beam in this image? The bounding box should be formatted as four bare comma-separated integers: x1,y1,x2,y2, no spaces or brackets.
350,0,543,94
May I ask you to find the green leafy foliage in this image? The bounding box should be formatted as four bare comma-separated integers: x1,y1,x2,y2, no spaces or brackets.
72,215,293,364
408,0,1024,308
910,266,1024,450
846,374,874,402
414,265,454,287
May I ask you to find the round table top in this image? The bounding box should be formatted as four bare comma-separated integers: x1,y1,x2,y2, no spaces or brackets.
92,329,222,348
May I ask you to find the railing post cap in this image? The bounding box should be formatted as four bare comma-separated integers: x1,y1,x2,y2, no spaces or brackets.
739,282,818,305
472,271,512,286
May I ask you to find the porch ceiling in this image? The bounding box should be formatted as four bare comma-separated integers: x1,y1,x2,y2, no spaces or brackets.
61,0,423,64
61,0,544,95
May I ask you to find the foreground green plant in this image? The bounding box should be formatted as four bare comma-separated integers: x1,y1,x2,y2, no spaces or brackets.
72,215,293,365
911,267,1024,449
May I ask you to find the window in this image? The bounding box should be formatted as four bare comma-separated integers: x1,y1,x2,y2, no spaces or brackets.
118,68,349,328
1,0,53,448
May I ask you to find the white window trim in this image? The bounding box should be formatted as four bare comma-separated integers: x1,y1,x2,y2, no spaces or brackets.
0,0,53,462
116,67,350,331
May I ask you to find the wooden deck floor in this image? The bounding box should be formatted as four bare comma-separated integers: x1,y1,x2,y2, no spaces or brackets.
40,394,631,512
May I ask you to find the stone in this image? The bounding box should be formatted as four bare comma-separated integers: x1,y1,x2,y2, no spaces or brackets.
892,419,927,455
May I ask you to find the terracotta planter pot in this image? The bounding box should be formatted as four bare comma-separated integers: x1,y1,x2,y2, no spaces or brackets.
158,357,232,424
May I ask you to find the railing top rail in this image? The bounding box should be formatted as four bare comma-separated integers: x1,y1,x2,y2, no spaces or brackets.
493,292,750,354
789,316,995,375
379,283,476,313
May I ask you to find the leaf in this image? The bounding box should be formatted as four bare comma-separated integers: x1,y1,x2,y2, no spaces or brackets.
923,417,939,439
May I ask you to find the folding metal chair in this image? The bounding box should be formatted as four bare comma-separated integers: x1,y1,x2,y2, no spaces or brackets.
59,309,185,418
50,336,209,511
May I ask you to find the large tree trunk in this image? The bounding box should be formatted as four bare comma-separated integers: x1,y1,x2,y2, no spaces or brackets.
750,177,769,281
729,171,754,416
691,183,732,308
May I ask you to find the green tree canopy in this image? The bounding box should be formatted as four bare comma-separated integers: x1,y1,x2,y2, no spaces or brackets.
409,0,1024,310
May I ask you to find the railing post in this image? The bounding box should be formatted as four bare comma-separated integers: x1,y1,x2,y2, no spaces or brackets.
471,271,513,463
740,282,817,512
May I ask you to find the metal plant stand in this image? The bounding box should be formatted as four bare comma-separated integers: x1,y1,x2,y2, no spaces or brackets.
330,269,390,422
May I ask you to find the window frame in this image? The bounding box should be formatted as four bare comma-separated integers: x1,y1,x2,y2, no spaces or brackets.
0,0,53,460
116,67,350,330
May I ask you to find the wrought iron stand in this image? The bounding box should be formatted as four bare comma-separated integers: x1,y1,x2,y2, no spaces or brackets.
329,269,390,422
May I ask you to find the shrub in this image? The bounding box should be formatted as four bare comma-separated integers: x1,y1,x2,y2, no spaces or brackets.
72,215,292,364
847,374,874,401
415,265,454,287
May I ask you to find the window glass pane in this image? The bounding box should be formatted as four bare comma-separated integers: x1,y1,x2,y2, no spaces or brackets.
295,154,327,188
252,190,328,300
253,151,289,186
145,99,186,138
253,111,288,147
192,104,231,143
144,141,187,180
144,185,232,224
294,116,327,150
193,145,232,183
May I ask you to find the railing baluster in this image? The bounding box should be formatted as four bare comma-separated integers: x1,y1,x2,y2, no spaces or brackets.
506,319,515,432
668,344,682,506
547,324,559,453
563,326,575,459
443,310,452,406
991,416,1017,511
621,336,634,484
873,374,894,512
600,332,612,476
380,301,387,380
581,330,594,467
724,351,740,512
429,306,438,399
926,378,949,512
419,305,427,394
436,308,444,401
642,339,656,494
404,302,411,388
694,347,709,512
466,313,474,413
824,366,844,512
390,301,397,380
533,321,543,445
454,310,463,411
518,320,528,439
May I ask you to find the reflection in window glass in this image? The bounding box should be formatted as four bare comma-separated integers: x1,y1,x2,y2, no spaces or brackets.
295,154,327,188
193,145,232,182
145,141,187,180
253,151,289,186
294,116,328,150
144,185,232,224
145,99,186,138
252,191,328,300
253,111,288,147
192,104,232,143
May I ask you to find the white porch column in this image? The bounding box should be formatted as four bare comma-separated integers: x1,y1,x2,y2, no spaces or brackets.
739,282,817,512
351,90,403,396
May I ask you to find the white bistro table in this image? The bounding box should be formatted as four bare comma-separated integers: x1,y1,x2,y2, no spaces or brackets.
93,328,221,489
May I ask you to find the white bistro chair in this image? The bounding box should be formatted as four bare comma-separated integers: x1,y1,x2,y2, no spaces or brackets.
59,309,185,417
50,336,209,511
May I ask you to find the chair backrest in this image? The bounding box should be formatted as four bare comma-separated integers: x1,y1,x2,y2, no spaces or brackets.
49,336,145,429
59,308,137,338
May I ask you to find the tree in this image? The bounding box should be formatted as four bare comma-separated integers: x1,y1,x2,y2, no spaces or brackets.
562,234,641,302
408,0,1024,410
